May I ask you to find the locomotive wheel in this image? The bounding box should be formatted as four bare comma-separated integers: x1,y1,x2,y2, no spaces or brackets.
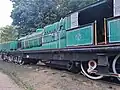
17,57,23,65
8,55,14,62
19,60,25,65
67,61,80,74
19,58,26,65
81,60,103,80
2,54,8,62
112,54,120,81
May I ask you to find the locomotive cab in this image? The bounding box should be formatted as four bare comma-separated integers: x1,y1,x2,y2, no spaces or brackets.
78,0,113,43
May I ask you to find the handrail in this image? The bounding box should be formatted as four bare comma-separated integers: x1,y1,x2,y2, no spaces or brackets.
94,20,97,45
104,18,107,44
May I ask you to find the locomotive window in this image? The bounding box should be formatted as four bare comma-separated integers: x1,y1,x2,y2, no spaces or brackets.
39,37,42,46
18,41,21,49
25,40,28,48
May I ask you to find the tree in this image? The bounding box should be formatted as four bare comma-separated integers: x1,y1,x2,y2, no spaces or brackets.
0,25,18,43
11,0,97,37
11,0,58,35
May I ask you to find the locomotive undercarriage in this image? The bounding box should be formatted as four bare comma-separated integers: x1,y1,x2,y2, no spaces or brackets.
1,47,120,81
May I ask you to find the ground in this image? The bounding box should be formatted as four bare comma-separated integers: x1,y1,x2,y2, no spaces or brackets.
0,72,23,90
0,60,119,90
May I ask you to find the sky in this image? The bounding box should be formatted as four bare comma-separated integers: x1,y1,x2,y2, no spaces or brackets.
0,0,13,27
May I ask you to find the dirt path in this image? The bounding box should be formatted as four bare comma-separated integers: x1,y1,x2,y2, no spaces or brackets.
0,60,119,90
0,72,24,90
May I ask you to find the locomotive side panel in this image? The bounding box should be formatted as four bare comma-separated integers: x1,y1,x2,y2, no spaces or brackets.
66,24,94,46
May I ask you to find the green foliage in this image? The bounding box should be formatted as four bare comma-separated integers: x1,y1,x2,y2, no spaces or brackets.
0,25,18,43
11,0,97,37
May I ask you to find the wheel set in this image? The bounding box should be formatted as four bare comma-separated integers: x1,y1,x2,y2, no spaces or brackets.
80,55,120,81
2,55,39,65
66,60,103,80
67,57,120,81
112,54,120,81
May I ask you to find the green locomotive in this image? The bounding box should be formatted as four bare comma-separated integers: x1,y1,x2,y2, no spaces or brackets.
1,0,120,81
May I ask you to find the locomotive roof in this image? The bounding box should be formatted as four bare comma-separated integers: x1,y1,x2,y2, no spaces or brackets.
78,0,109,13
18,31,43,41
67,0,110,16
